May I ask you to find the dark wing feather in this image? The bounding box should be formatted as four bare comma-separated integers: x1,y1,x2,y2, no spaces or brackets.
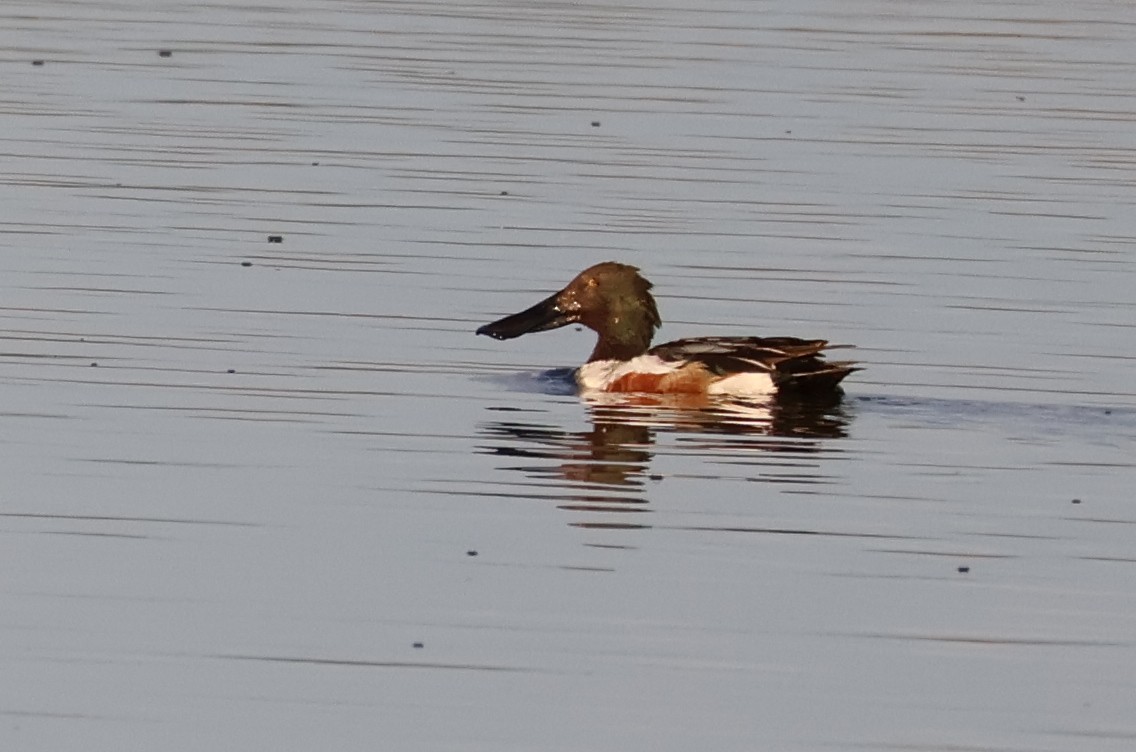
649,336,859,394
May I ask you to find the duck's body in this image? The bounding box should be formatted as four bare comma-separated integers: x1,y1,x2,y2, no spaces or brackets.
477,262,858,397
576,337,851,396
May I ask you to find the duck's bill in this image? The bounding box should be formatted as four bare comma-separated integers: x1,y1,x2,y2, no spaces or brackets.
476,293,579,340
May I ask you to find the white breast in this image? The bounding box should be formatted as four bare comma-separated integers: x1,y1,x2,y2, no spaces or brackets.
575,355,776,396
575,355,675,391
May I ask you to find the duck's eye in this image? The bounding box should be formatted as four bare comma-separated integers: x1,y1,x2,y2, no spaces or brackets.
586,278,598,288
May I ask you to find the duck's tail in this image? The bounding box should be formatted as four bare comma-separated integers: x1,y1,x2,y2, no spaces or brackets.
774,360,861,394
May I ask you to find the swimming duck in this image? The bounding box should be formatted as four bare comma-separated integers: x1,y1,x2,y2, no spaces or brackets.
477,262,858,397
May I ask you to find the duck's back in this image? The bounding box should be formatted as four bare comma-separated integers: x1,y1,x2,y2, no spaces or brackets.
649,336,859,395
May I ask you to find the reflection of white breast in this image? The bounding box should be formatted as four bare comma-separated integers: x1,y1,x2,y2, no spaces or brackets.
575,355,674,391
579,390,776,427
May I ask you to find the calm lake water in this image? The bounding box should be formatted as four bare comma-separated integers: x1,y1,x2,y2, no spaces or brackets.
2,1,1134,750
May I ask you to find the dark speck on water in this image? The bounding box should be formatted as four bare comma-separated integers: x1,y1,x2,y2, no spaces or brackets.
958,566,970,574
267,235,283,243
241,261,252,267
158,49,172,57
466,550,478,557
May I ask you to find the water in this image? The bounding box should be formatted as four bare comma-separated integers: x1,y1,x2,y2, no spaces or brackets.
2,1,1134,750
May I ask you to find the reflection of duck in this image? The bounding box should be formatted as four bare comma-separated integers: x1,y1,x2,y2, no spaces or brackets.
477,262,859,397
480,410,651,490
580,391,851,440
479,392,852,498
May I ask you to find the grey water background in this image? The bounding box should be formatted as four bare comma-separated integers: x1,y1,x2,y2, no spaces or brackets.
2,1,1135,750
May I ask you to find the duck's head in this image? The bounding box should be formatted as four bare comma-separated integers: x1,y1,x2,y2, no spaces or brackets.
476,262,662,361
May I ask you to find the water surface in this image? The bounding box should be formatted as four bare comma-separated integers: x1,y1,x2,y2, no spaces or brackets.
2,1,1134,750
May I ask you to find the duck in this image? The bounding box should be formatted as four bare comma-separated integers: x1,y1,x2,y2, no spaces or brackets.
476,262,859,397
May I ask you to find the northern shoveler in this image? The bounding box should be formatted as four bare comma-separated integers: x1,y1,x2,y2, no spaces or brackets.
476,262,859,397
